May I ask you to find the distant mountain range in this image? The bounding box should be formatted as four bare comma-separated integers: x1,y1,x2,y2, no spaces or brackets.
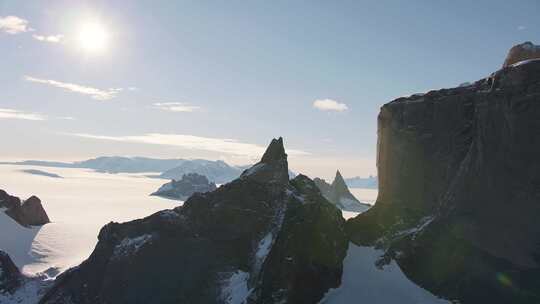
343,175,378,189
3,157,298,185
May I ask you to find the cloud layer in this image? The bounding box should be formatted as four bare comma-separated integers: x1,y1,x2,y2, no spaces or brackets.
33,34,63,43
313,99,348,112
24,76,121,100
70,133,309,158
0,108,45,121
0,16,31,34
153,102,201,112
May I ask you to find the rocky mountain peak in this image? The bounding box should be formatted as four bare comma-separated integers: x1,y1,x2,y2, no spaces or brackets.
0,190,50,227
261,137,287,163
502,41,540,67
241,137,289,184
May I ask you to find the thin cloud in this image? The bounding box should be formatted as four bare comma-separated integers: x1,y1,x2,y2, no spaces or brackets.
24,76,122,100
33,34,63,43
518,25,527,31
0,16,32,34
313,99,348,112
0,108,46,121
69,133,310,158
153,102,201,113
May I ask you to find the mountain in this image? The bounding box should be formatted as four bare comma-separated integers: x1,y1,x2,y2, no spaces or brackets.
347,44,540,303
151,173,217,201
314,171,371,213
158,160,244,184
502,41,540,67
0,251,51,304
344,175,378,189
0,190,50,227
40,138,348,304
8,157,186,174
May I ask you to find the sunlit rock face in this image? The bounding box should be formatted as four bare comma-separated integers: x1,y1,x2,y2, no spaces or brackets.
40,138,348,304
0,190,50,227
347,55,540,303
502,41,540,67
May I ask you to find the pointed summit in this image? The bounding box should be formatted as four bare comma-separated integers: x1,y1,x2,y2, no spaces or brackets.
240,137,289,184
331,170,348,192
261,137,287,163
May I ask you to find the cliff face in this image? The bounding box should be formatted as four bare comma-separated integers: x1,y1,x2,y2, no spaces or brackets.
502,41,540,67
0,190,50,227
348,56,540,303
40,138,348,304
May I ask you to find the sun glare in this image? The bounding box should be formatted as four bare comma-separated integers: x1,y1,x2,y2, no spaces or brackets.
78,22,108,53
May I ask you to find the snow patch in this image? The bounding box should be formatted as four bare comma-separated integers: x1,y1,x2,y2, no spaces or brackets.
0,277,50,304
339,197,370,213
510,58,540,67
320,243,450,304
113,234,153,258
221,270,252,304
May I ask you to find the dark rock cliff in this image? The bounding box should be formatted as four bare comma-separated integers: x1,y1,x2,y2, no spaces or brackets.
347,55,540,303
0,190,50,227
0,251,21,294
40,138,348,304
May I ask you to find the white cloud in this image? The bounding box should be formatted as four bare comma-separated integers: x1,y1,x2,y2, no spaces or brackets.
0,108,45,121
24,76,122,100
0,16,32,34
69,133,310,158
518,25,527,31
33,34,63,43
153,102,201,112
313,99,348,112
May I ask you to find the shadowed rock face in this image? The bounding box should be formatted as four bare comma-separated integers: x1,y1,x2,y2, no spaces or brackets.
151,173,217,201
40,138,348,304
502,41,540,67
347,58,540,303
0,190,50,227
0,251,21,294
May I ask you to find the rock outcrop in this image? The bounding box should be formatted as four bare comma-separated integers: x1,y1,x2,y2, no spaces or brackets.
40,138,348,304
502,41,540,67
0,251,21,294
347,53,540,303
314,171,370,213
151,173,217,201
0,190,50,227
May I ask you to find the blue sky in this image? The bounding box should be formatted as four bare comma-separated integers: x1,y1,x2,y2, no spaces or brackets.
0,0,538,179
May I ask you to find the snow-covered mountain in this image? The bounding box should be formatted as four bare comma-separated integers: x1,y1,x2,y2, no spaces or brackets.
314,171,371,213
157,160,244,184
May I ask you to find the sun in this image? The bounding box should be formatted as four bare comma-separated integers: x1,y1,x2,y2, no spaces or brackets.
78,22,108,53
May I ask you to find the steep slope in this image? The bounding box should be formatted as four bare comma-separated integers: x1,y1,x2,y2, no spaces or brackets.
151,173,217,201
0,190,50,227
314,171,371,213
0,251,49,304
347,48,540,303
40,138,348,304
